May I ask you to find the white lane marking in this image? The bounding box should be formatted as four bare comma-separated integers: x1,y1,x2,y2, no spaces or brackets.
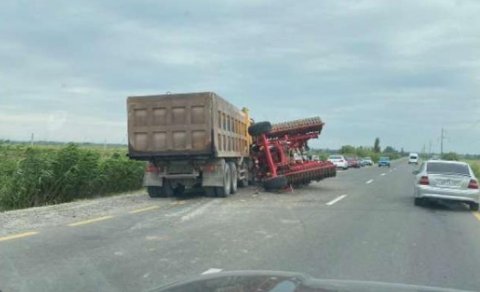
380,173,386,176
326,194,347,206
366,179,374,184
202,268,222,275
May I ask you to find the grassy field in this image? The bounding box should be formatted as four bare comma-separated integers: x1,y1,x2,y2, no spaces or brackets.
465,160,480,178
0,143,145,211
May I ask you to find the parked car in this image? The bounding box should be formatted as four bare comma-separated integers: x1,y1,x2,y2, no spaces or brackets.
378,156,391,167
361,157,373,166
408,153,419,165
413,160,479,210
346,156,360,168
327,155,348,170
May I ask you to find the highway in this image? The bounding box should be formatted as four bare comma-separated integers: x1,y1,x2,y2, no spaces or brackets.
2,159,480,291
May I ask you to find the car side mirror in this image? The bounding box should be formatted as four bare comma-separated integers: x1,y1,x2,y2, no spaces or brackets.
412,170,419,175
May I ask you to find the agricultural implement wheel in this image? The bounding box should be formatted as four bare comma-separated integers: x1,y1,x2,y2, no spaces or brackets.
248,121,272,136
263,175,288,191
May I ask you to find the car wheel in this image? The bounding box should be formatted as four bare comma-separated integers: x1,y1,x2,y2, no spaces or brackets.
414,197,424,206
469,202,479,211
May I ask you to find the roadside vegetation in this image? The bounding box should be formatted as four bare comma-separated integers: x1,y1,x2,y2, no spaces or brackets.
0,142,145,211
310,139,403,163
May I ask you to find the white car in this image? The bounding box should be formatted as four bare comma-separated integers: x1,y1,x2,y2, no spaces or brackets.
413,160,479,210
328,155,348,170
408,153,419,164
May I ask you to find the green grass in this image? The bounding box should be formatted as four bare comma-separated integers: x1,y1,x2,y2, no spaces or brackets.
465,160,480,178
0,143,145,211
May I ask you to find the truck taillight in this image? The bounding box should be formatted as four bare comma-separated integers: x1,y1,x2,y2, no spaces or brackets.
146,162,159,173
419,176,429,185
468,179,479,189
203,164,217,172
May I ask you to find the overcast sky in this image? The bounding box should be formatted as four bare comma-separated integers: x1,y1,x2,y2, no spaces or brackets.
1,0,480,153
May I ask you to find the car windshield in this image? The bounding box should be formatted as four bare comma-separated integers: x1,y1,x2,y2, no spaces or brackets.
427,162,470,176
380,157,389,160
329,155,342,160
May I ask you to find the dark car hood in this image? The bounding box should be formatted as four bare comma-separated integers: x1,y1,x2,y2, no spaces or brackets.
151,270,471,292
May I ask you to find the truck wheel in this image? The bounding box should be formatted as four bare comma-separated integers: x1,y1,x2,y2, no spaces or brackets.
147,185,172,198
204,187,216,197
215,163,232,197
147,186,162,198
248,121,272,136
229,162,238,194
238,162,249,187
263,175,288,191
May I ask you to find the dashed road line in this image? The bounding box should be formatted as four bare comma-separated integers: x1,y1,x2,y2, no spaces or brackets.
380,173,386,176
129,205,160,214
68,215,114,227
202,268,222,275
326,194,347,206
366,179,374,184
0,231,38,242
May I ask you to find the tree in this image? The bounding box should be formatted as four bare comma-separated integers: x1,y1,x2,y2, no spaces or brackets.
383,146,397,153
373,138,381,153
355,146,369,158
340,145,355,154
442,152,459,161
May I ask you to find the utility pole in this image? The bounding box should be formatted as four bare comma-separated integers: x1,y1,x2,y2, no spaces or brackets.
440,128,446,158
428,140,432,158
30,133,34,146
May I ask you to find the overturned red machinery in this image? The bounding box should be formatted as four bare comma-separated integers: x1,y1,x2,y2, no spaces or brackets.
248,117,336,190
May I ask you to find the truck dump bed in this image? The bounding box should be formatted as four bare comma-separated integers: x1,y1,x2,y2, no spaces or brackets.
127,92,250,160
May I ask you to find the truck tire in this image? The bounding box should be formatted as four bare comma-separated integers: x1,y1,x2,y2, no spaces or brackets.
263,175,288,191
215,163,232,197
147,185,173,198
147,186,162,198
204,187,216,197
238,161,249,187
229,162,238,194
248,121,272,136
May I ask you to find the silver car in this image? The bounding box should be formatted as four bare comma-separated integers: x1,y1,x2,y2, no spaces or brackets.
413,160,480,210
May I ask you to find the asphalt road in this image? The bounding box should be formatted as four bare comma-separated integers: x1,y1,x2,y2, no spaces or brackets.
2,159,480,292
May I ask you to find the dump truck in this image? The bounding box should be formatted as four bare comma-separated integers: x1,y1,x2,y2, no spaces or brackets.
127,91,336,198
127,92,252,197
